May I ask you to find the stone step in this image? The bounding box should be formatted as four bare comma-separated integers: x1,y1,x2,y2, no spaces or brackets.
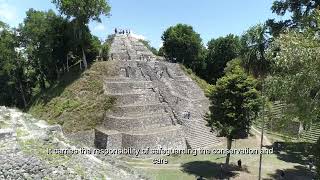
171,92,208,103
176,107,208,118
187,135,221,144
0,129,14,139
186,131,217,140
162,80,205,100
179,119,220,149
166,64,186,76
178,114,206,122
104,77,133,82
304,131,320,135
102,113,173,131
181,120,209,127
182,121,210,128
172,76,191,81
301,136,318,143
302,135,320,140
109,103,166,117
186,132,219,141
185,133,221,148
184,127,215,137
183,125,212,134
104,80,153,84
111,51,129,56
110,91,159,106
188,140,221,149
104,80,154,94
95,125,186,150
302,133,320,139
169,83,205,99
299,123,320,143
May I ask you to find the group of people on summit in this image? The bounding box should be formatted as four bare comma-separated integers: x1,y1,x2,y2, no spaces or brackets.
115,28,130,35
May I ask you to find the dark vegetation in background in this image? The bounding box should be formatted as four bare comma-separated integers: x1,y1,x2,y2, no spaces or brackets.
0,0,110,109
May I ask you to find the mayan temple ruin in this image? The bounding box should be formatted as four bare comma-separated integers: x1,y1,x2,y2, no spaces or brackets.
94,34,221,150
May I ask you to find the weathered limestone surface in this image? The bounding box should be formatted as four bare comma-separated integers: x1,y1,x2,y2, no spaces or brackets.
95,34,221,150
0,106,142,180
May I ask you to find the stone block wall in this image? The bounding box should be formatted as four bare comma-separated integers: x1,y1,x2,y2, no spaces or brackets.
108,104,166,117
94,129,123,149
121,126,186,150
103,114,173,131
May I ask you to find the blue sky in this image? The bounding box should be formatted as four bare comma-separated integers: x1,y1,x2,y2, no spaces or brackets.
0,0,289,48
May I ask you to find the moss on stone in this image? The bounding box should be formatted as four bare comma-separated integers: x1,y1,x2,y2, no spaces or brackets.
18,139,71,166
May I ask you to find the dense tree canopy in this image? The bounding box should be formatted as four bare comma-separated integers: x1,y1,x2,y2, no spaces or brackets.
52,0,110,69
241,24,271,79
265,9,320,176
19,9,69,90
268,0,320,36
0,7,105,108
266,29,320,124
162,24,204,70
271,0,320,27
0,22,31,108
158,46,165,56
205,34,241,83
52,0,111,23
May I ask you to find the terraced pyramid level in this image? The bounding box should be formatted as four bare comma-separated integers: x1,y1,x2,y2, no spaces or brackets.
94,34,221,151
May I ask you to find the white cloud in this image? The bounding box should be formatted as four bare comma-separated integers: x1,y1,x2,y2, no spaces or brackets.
93,24,106,32
0,0,17,23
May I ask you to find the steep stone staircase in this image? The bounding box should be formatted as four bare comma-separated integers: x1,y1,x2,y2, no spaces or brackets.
301,123,320,143
95,34,221,150
254,101,320,143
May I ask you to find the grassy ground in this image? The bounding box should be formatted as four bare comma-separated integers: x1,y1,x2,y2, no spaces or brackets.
28,61,117,133
123,132,314,180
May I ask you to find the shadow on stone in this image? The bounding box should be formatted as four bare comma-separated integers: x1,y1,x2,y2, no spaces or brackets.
181,161,248,179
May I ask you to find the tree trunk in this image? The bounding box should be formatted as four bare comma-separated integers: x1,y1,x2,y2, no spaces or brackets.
63,64,66,73
258,79,265,180
37,59,46,91
226,137,232,165
66,56,69,72
298,121,304,138
39,72,46,91
82,47,88,69
18,80,27,108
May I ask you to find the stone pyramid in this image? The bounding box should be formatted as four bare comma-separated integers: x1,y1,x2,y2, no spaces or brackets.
94,34,221,151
